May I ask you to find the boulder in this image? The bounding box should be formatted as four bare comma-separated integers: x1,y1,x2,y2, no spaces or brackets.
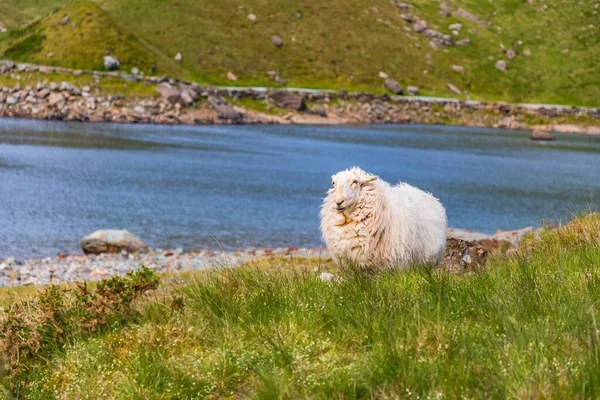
271,35,284,47
269,91,307,111
48,92,65,106
454,8,489,27
495,60,508,71
80,230,148,255
451,65,466,74
208,96,244,122
444,237,489,272
384,78,403,94
406,86,419,95
227,71,238,82
103,56,120,71
447,83,462,95
156,85,181,104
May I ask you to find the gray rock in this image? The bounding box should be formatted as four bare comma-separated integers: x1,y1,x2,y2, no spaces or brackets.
227,71,238,82
133,105,145,114
495,60,508,71
81,230,148,255
272,35,284,47
131,67,140,75
180,90,195,105
60,15,70,26
156,85,181,104
451,65,466,74
505,49,517,59
384,78,403,95
455,38,471,46
103,56,120,71
208,96,244,122
37,89,50,99
448,23,463,31
454,8,489,27
406,86,419,95
48,92,65,106
247,13,257,22
174,52,183,63
447,83,462,95
5,96,17,105
413,20,428,33
269,91,307,110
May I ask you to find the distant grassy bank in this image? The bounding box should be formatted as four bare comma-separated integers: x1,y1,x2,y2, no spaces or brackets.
0,0,598,106
2,214,600,398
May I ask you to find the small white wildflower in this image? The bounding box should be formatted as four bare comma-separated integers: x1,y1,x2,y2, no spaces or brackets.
319,272,341,283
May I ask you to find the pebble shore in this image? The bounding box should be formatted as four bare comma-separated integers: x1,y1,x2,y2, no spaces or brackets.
0,247,329,288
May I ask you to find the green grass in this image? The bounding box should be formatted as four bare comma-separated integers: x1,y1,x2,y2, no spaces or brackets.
2,214,600,398
0,0,598,106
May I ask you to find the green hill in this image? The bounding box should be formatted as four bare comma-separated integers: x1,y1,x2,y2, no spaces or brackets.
0,0,598,105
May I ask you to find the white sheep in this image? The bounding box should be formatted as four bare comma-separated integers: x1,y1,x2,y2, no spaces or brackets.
320,167,447,270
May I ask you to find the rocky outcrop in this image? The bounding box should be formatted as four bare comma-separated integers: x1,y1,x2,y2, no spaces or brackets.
80,230,148,255
208,96,245,122
269,91,307,111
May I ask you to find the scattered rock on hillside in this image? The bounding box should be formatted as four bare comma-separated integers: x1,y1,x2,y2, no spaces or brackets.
385,78,403,94
439,3,452,17
269,91,307,111
454,8,490,27
103,56,120,71
227,71,238,82
523,49,531,56
455,38,470,46
447,83,461,95
531,129,556,141
59,16,70,26
451,65,466,74
378,71,388,79
407,86,419,95
444,237,488,271
272,35,284,47
495,60,508,71
505,49,517,60
174,52,183,63
247,13,257,22
448,23,462,31
81,230,148,255
131,67,140,75
267,71,285,84
0,22,6,33
413,20,428,33
295,11,302,19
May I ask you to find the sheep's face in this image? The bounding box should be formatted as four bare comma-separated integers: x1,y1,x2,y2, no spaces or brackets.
329,168,377,212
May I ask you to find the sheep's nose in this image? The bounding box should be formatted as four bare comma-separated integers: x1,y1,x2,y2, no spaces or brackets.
336,200,344,207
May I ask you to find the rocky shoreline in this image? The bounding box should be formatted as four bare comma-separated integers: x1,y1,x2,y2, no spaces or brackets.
0,60,598,134
0,226,536,289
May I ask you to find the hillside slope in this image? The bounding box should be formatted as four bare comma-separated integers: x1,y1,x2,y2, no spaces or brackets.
0,0,598,106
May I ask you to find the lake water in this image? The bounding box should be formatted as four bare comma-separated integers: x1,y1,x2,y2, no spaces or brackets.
0,119,599,259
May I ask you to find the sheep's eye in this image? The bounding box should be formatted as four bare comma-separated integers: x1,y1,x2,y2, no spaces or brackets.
331,180,335,186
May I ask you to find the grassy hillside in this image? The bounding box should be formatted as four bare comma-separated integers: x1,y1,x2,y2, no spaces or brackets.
0,0,597,106
2,214,600,398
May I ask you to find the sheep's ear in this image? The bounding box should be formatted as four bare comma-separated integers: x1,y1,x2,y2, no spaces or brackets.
361,174,378,184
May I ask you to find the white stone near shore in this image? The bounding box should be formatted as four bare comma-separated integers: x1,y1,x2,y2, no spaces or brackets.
80,230,148,255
